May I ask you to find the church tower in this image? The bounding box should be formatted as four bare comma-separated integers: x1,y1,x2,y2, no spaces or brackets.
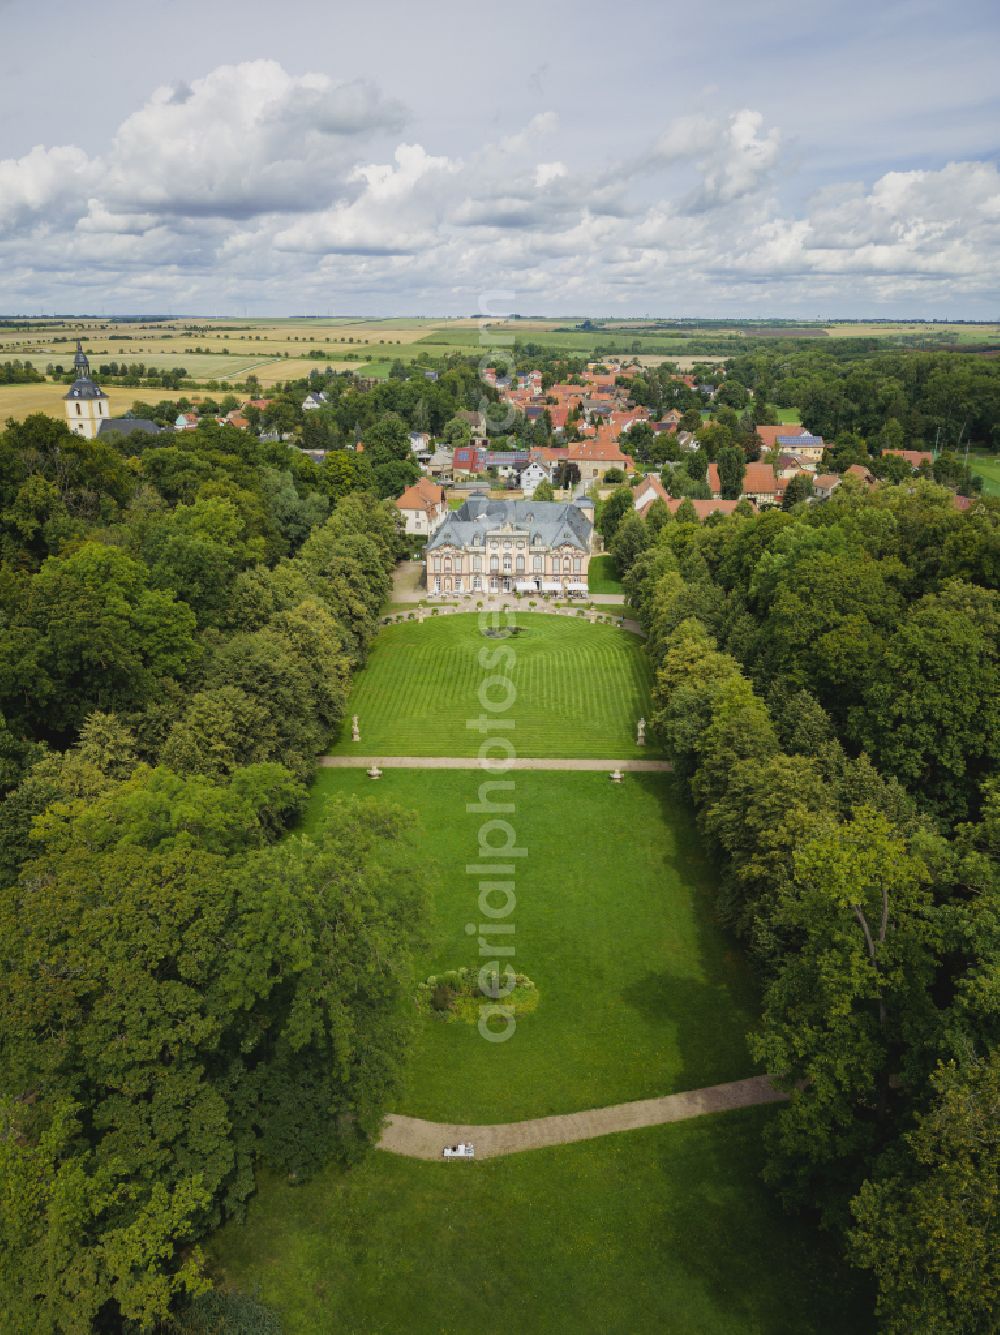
64,341,110,439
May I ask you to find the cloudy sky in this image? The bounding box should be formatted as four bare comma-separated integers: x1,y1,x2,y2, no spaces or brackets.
1,0,998,317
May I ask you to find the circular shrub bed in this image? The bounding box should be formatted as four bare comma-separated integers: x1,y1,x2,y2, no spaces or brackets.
417,967,539,1023
481,626,524,639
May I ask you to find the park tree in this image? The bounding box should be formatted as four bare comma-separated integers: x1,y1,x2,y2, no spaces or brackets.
695,423,734,460
363,412,410,468
853,581,1000,821
0,792,426,1329
609,512,649,575
0,542,198,737
685,448,709,484
160,686,279,778
598,487,634,545
532,478,556,501
781,472,814,510
716,445,746,500
442,416,472,446
751,808,937,1216
849,1051,999,1335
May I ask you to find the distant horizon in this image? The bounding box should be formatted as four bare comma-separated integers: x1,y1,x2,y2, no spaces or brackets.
2,314,998,325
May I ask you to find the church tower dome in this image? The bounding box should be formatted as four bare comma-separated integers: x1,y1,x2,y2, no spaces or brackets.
64,340,110,439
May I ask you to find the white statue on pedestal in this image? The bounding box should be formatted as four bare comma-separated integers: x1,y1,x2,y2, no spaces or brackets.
637,717,646,746
352,715,360,742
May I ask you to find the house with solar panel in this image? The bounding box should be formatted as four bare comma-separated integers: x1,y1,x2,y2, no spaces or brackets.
776,432,824,463
425,493,594,596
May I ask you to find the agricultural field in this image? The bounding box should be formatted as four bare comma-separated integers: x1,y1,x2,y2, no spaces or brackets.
823,321,1000,343
0,380,193,421
303,768,758,1122
328,612,656,758
969,451,1000,496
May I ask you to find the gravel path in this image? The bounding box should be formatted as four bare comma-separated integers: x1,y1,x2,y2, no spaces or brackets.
318,756,673,771
378,1076,786,1160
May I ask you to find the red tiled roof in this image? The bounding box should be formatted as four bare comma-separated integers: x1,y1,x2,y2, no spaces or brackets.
668,497,744,521
756,423,808,449
396,478,446,513
634,473,670,516
743,462,780,494
845,463,875,482
883,448,933,469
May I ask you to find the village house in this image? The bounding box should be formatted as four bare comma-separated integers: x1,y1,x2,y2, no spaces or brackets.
741,461,782,506
776,433,824,463
422,446,454,479
883,448,934,470
775,452,814,480
845,463,876,485
812,472,841,500
395,477,448,536
633,472,670,517
426,494,594,595
568,434,634,482
519,460,553,496
755,423,809,451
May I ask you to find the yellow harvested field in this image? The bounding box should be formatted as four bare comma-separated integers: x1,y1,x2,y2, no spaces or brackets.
253,357,367,385
0,382,191,424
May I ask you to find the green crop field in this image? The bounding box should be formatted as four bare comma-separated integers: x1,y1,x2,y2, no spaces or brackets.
588,553,625,595
208,1109,870,1335
969,452,1000,496
329,612,656,758
303,769,757,1121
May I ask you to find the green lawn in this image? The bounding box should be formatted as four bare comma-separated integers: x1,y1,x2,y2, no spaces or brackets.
330,612,655,758
588,554,624,595
969,451,1000,496
208,1108,872,1335
303,770,757,1122
773,407,802,424
204,612,875,1332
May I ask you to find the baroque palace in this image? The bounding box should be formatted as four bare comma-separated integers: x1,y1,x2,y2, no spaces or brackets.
425,493,595,595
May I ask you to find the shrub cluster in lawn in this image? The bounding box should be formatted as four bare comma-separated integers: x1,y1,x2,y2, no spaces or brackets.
417,967,539,1023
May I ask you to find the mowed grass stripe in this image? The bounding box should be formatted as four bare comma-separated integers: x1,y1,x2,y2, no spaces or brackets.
330,613,657,758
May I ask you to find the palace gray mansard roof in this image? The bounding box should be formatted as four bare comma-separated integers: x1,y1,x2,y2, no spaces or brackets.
427,496,593,554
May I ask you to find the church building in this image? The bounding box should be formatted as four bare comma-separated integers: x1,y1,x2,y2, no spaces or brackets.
63,342,164,440
63,342,111,438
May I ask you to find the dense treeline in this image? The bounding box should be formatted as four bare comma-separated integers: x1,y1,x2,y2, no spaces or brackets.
616,478,999,1332
0,360,45,384
727,348,1000,452
0,414,425,1329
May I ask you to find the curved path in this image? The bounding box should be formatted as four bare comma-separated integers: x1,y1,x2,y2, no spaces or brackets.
378,1075,786,1160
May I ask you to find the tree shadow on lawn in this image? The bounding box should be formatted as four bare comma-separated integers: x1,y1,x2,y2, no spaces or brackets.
648,1108,876,1334
623,773,762,1094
